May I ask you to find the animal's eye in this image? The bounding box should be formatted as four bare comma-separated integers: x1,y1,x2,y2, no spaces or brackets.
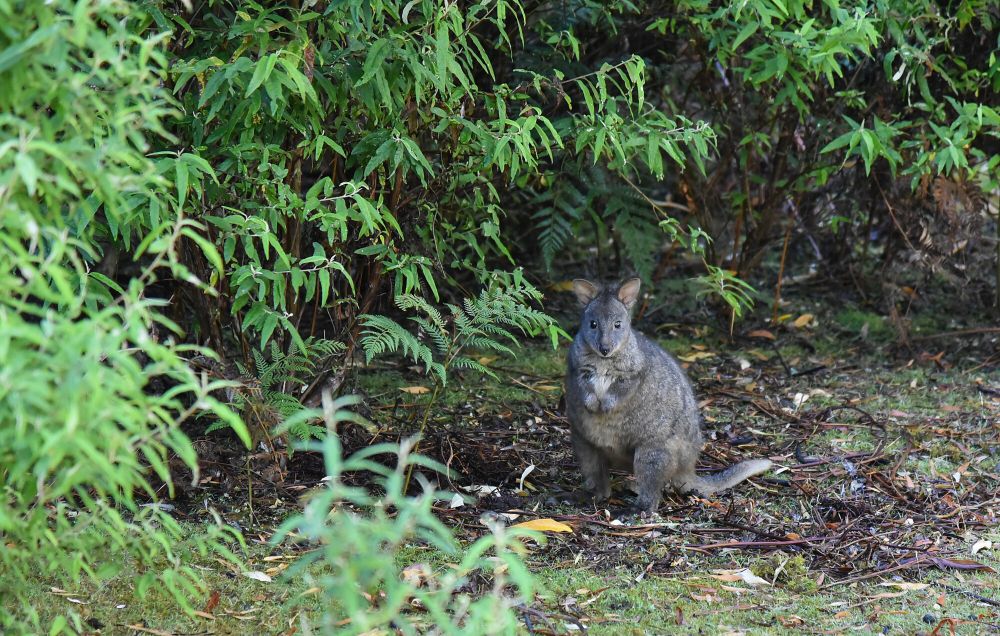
614,321,622,329
589,320,597,329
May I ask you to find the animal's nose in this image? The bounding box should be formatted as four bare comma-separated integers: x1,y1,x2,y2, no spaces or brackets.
599,345,610,356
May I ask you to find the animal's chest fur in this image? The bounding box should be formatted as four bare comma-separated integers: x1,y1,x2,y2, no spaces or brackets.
572,365,634,462
588,369,614,400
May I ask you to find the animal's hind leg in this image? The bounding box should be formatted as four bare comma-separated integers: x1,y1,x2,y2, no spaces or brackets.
633,446,675,513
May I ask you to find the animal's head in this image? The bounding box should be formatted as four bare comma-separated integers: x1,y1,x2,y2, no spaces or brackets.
572,278,641,358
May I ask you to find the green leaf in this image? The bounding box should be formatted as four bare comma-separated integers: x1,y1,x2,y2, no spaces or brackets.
175,160,189,211
181,227,223,276
733,21,759,50
14,153,39,196
245,53,279,97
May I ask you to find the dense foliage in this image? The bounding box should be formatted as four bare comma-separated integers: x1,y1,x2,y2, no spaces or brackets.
0,1,248,631
1,0,997,632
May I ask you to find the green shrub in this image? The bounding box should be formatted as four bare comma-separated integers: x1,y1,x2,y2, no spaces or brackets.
0,2,248,632
275,396,536,635
140,0,718,367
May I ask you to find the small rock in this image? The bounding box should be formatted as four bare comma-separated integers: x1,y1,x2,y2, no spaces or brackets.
922,613,936,625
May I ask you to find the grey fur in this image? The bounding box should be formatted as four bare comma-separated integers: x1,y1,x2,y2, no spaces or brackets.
565,278,772,513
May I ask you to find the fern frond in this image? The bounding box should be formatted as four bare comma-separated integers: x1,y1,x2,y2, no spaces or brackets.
451,356,497,379
395,294,446,332
359,314,442,382
531,180,586,270
410,316,449,355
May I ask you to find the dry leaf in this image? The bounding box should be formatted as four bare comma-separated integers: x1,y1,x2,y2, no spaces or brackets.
511,518,574,533
678,351,716,362
792,313,815,328
401,563,433,587
778,615,805,627
736,569,770,587
747,329,776,340
242,571,272,582
709,569,769,587
518,464,536,491
203,590,221,613
400,386,430,395
971,539,993,555
879,582,929,591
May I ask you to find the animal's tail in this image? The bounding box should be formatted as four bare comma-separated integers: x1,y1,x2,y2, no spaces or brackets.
687,459,772,495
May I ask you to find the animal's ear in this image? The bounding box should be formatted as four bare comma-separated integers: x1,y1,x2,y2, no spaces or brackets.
572,279,599,307
617,278,641,310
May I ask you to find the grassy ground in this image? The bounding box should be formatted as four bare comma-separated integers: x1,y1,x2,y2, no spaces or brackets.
17,290,1000,635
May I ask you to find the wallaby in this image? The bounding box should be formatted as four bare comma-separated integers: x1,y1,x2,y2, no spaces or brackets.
565,278,772,513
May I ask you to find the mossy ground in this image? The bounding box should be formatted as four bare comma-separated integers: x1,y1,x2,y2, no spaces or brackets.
15,292,1000,635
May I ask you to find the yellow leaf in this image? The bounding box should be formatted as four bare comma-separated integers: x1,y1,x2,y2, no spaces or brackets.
678,351,716,362
511,518,574,533
400,386,430,395
477,355,499,365
792,314,814,328
878,582,929,591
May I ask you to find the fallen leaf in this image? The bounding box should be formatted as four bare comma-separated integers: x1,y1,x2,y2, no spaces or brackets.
747,329,776,340
792,392,810,409
879,582,929,591
778,615,805,627
736,569,770,587
709,569,770,587
462,484,500,496
792,313,815,328
242,571,272,582
518,464,536,491
511,518,574,533
203,589,221,613
971,539,993,555
400,386,430,395
401,563,432,587
678,351,716,362
448,492,465,508
533,384,561,392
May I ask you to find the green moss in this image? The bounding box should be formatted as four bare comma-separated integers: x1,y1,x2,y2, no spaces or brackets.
752,553,817,593
834,307,892,341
